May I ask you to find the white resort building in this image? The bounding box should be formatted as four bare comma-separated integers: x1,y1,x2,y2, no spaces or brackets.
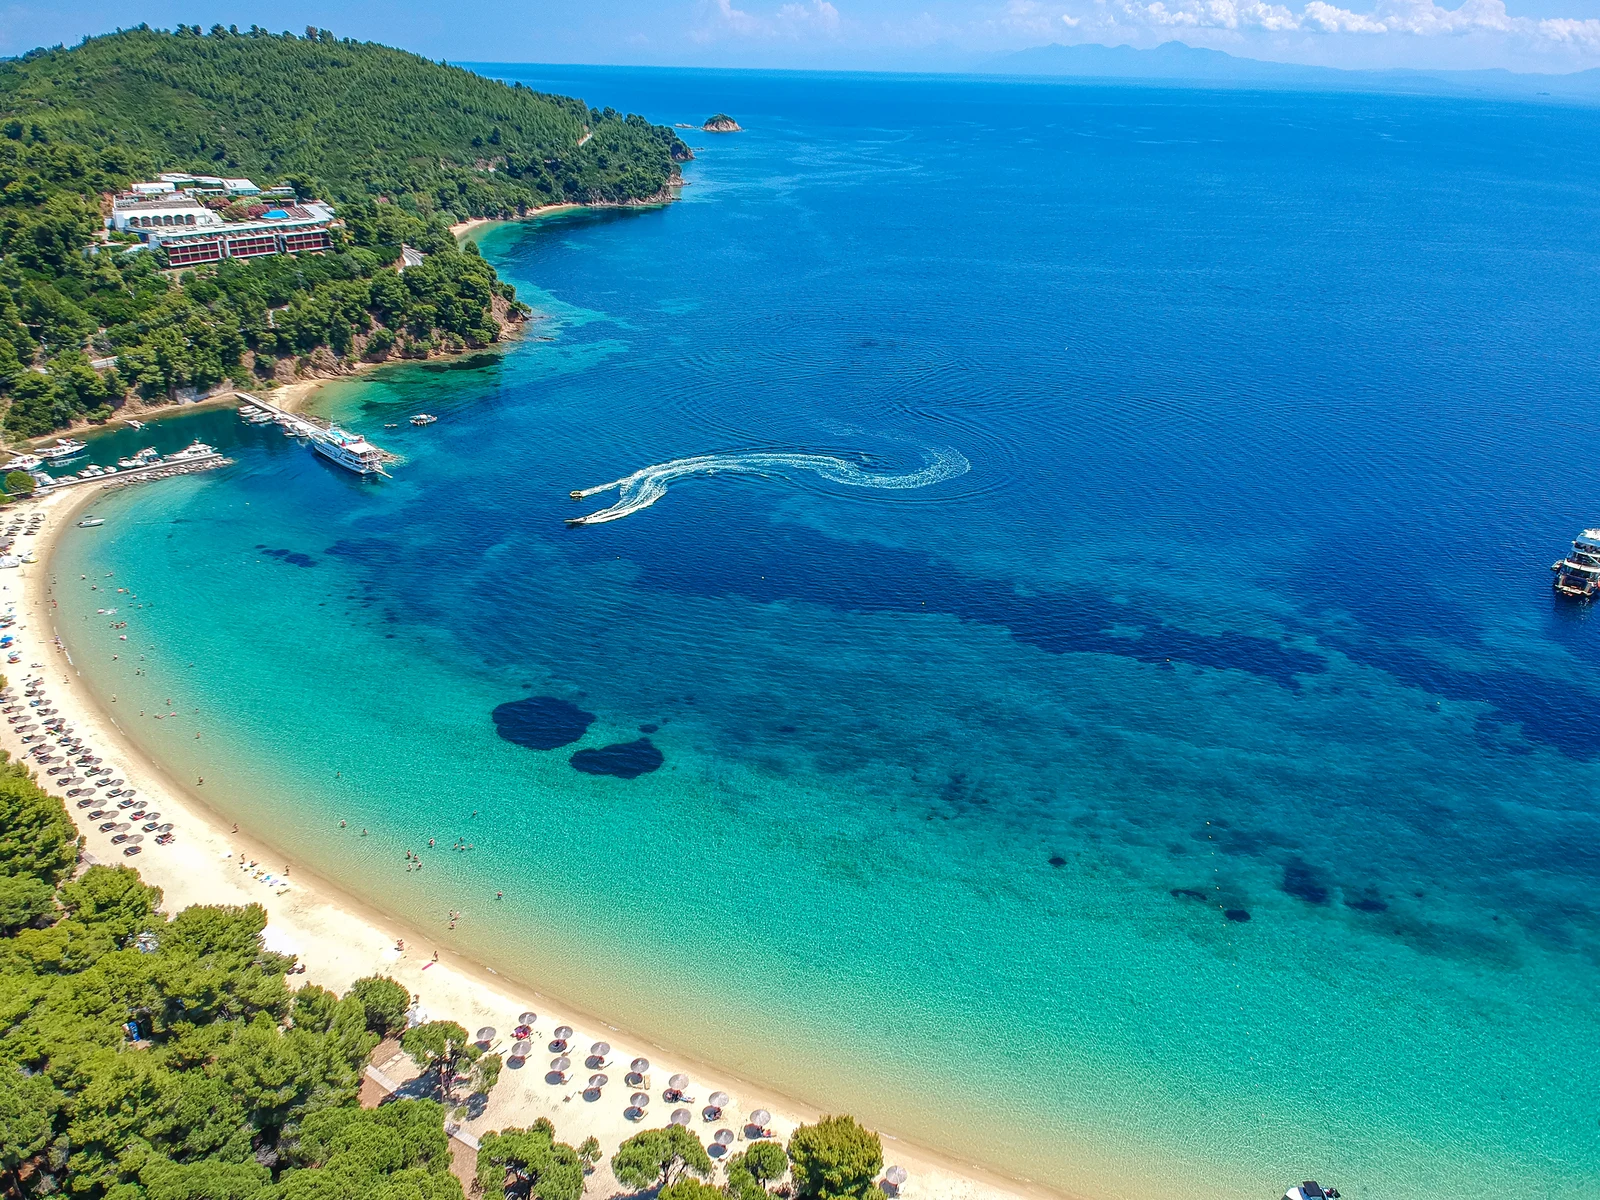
110,176,335,267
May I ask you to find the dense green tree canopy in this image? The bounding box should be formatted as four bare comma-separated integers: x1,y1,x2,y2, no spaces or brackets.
787,1116,885,1200
0,26,689,215
475,1119,585,1200
610,1124,714,1191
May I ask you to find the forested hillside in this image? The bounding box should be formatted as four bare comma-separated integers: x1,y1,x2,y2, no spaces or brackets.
0,26,689,440
0,25,690,214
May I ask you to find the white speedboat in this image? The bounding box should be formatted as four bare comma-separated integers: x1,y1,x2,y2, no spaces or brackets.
312,428,388,476
2,454,42,472
126,419,144,430
38,439,87,463
167,440,216,461
1285,1184,1340,1200
77,517,105,528
410,413,437,426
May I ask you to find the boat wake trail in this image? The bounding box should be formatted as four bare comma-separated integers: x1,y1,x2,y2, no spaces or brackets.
566,448,970,526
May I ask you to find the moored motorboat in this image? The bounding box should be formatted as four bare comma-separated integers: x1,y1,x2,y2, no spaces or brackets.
38,438,87,463
410,413,437,426
1284,1185,1340,1200
77,517,105,528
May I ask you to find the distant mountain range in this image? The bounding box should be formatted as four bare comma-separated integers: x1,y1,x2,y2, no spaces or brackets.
991,41,1600,98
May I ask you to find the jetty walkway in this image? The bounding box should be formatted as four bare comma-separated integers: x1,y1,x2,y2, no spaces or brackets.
38,450,231,493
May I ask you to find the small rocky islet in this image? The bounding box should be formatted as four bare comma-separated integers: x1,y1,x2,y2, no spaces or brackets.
702,113,742,132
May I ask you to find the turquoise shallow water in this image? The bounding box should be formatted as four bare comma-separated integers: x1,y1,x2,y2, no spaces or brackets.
50,71,1600,1198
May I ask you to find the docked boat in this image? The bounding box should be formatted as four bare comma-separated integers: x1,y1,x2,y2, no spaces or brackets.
1284,1185,1339,1200
38,438,87,463
1551,529,1600,600
312,428,388,476
114,447,157,469
77,517,105,528
126,419,144,430
168,440,216,462
2,454,41,472
410,413,437,426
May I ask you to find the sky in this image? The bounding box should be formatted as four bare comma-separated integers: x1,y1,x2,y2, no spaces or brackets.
5,0,1600,73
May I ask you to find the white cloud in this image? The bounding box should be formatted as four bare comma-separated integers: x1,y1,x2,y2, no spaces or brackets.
1054,0,1600,55
1538,16,1600,47
696,0,844,40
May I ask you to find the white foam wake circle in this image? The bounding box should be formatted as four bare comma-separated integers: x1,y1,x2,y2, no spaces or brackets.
568,448,970,526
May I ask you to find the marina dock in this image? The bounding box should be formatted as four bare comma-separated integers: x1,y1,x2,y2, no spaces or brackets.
37,447,231,493
235,391,397,476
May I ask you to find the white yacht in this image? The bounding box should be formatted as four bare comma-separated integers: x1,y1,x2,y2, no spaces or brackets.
1551,529,1600,601
2,454,42,472
1285,1184,1340,1200
312,428,388,476
168,440,217,462
38,439,87,463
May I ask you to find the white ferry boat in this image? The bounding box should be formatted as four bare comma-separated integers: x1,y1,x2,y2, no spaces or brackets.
38,439,87,463
312,428,388,476
2,454,42,472
1551,529,1600,601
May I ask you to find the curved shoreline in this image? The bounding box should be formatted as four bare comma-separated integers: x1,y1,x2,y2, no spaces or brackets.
14,483,1080,1200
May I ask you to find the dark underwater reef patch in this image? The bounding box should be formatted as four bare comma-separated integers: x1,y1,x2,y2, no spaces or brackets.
574,513,1327,691
492,696,596,750
1225,909,1251,922
1282,857,1330,905
570,738,663,779
255,545,316,568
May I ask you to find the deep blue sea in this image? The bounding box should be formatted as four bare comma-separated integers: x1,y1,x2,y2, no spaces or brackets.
52,70,1600,1198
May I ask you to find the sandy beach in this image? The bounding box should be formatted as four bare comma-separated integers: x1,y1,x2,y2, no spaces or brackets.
2,479,1056,1200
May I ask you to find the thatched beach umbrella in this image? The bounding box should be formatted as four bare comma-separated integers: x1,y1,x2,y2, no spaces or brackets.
519,1011,538,1024
670,1110,691,1126
749,1109,771,1128
885,1167,908,1187
709,1091,730,1109
509,1040,530,1059
588,1073,608,1089
590,1041,610,1057
631,1091,651,1107
551,1056,571,1072
631,1057,650,1073
554,1025,573,1040
713,1130,734,1146
669,1073,690,1091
